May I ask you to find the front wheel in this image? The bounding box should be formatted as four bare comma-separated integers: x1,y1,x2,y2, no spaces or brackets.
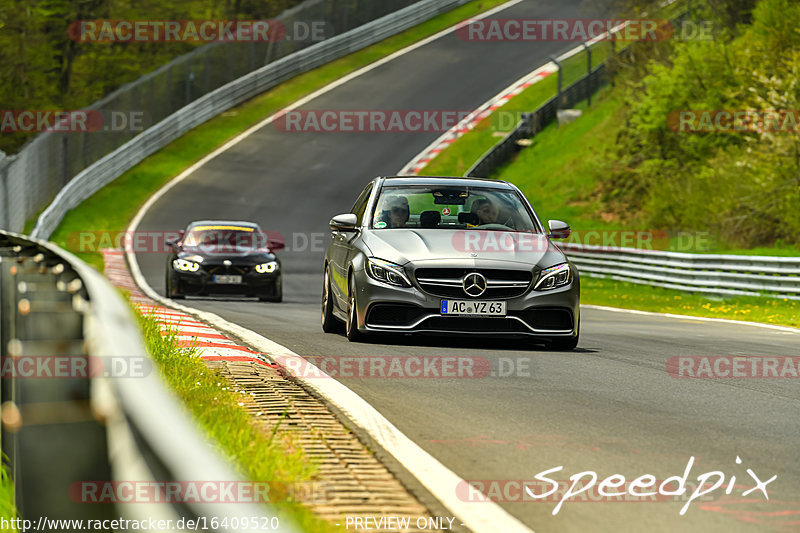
259,280,283,302
345,276,365,342
321,266,342,333
166,272,185,299
546,319,580,351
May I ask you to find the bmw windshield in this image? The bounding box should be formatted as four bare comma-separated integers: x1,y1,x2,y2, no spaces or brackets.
183,225,265,253
370,185,542,232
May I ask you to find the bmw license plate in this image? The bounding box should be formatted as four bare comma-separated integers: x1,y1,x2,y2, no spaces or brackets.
213,275,242,284
441,300,506,316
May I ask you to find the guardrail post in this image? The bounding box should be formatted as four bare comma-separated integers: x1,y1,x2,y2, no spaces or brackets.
0,247,115,524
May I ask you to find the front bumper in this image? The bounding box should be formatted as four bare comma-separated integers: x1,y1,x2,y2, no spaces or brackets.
172,267,280,296
351,265,580,338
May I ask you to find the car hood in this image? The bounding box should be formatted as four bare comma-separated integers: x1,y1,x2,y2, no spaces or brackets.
362,229,564,266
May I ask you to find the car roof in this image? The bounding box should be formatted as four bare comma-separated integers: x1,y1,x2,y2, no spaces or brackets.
186,220,260,230
378,176,514,189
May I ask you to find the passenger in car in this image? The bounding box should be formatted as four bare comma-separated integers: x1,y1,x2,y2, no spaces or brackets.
473,198,500,225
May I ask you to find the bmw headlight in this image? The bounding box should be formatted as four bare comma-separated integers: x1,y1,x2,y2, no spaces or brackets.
367,258,411,287
173,258,200,272
534,263,571,290
255,261,279,274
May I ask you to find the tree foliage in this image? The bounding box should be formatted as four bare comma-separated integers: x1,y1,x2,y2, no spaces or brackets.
0,0,306,153
601,0,800,247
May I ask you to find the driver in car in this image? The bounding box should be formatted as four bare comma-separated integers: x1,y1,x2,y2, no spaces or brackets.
376,195,410,228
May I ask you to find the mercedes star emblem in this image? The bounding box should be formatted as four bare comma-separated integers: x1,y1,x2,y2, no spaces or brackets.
462,272,487,297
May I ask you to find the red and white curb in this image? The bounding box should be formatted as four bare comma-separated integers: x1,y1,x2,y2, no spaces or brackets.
399,62,557,176
102,248,273,367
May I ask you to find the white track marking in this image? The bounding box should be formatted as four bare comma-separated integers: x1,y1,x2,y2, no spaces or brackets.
583,304,800,334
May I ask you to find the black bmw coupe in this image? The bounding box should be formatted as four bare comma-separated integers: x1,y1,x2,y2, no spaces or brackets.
165,220,283,302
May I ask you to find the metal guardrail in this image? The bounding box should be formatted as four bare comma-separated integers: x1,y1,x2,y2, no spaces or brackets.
464,62,607,178
561,242,800,300
0,230,298,532
15,0,471,240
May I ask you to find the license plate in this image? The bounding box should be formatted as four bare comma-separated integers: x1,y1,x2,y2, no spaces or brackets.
441,300,506,316
213,275,242,284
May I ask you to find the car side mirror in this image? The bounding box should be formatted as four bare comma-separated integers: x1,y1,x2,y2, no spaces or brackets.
548,220,571,239
268,238,285,252
165,230,184,250
330,213,358,232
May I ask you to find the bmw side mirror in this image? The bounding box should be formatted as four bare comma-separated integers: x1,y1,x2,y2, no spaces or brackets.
269,238,285,252
330,213,358,232
548,220,571,239
165,230,184,250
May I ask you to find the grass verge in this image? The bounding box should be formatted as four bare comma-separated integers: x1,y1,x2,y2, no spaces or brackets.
46,0,512,271
137,309,341,532
582,276,800,328
422,40,612,177
0,463,15,531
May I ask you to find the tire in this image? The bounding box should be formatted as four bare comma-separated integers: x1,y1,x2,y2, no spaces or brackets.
321,266,342,333
166,272,185,300
345,275,365,342
259,281,283,302
546,319,580,351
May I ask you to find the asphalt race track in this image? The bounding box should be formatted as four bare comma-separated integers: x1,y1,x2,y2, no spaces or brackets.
133,1,800,531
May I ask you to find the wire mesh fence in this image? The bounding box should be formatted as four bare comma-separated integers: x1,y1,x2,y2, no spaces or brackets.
0,0,427,233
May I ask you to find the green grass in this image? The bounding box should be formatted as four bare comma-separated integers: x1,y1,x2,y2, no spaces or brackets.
0,462,15,531
582,276,800,328
423,39,613,177
137,310,342,532
45,0,512,271
494,87,622,231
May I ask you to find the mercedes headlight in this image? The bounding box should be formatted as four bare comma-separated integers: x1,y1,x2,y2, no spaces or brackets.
255,261,278,274
366,258,411,287
534,263,571,290
173,258,200,272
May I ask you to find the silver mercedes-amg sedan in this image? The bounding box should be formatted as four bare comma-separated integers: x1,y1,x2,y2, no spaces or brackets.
321,176,580,350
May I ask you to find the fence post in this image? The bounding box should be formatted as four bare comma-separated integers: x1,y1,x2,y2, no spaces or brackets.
0,154,9,229
583,43,592,107
185,62,194,106
550,55,562,115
